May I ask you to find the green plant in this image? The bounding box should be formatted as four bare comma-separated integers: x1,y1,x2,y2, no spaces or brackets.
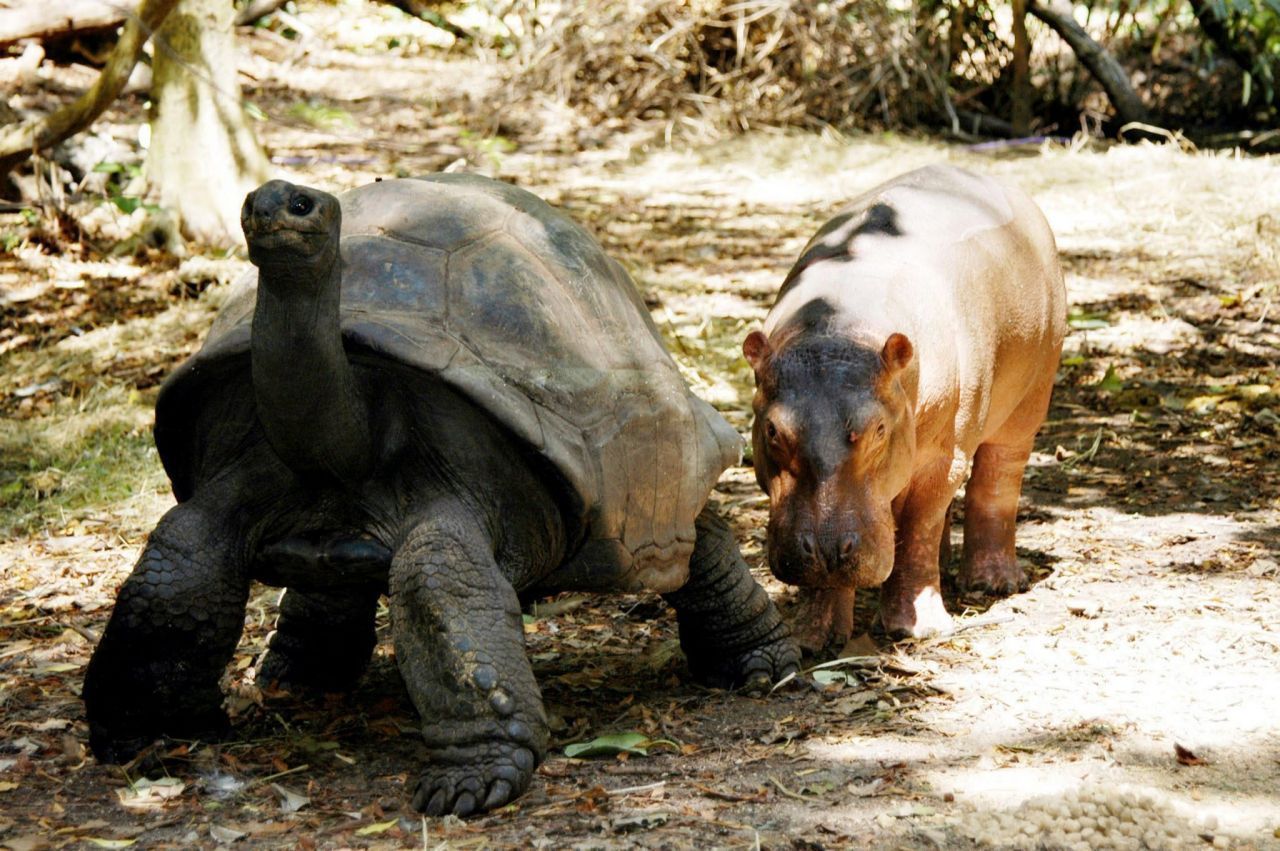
91,162,160,215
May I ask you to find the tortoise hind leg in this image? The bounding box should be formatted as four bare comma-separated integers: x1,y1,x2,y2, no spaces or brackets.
83,492,251,763
258,585,382,692
662,503,800,691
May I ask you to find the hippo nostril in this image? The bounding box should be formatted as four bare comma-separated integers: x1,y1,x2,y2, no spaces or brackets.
839,534,858,560
800,533,816,559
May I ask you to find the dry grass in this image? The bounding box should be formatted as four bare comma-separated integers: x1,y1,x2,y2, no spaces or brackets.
506,0,949,139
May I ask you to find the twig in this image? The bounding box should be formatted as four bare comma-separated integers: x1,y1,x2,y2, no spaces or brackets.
953,614,1016,634
692,782,769,803
767,775,825,803
240,762,310,792
607,780,666,796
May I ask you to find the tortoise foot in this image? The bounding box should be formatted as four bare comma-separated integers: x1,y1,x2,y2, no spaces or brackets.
689,632,801,693
412,742,537,816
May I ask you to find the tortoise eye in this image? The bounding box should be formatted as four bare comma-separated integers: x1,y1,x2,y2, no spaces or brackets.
289,195,315,216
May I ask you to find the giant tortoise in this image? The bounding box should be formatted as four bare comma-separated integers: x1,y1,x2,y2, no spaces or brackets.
83,174,798,816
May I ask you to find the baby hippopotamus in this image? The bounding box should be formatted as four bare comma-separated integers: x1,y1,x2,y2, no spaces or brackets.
743,165,1066,646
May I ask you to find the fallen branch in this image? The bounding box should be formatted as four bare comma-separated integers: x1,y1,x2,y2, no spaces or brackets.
0,0,179,177
1029,0,1155,129
0,0,128,48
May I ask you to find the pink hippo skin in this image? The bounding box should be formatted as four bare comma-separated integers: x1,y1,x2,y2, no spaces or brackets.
743,165,1066,647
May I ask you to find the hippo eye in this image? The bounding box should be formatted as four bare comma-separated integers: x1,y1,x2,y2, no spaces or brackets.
765,421,779,442
289,195,314,216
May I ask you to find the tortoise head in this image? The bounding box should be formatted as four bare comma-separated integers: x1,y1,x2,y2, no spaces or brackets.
241,180,341,279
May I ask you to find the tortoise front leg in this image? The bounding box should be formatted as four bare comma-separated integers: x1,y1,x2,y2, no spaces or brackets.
662,503,800,690
390,504,546,816
83,494,251,763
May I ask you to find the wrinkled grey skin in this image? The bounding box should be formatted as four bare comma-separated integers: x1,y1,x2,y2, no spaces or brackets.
82,177,799,817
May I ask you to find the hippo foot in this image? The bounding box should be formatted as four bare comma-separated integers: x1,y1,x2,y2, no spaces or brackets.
412,742,537,816
958,553,1028,596
879,586,954,640
790,587,857,653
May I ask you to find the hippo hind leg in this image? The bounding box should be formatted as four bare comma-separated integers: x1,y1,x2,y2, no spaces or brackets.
662,503,800,692
958,440,1034,595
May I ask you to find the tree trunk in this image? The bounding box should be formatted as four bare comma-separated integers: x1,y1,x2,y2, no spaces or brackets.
1011,0,1031,135
146,0,270,246
0,0,179,176
1029,0,1154,128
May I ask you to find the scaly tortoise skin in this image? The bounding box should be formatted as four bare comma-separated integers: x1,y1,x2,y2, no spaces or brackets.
83,174,799,816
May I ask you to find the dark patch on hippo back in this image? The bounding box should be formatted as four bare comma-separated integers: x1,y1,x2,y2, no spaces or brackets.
778,202,902,299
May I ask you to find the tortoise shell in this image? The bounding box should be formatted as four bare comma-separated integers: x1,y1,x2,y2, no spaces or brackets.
154,174,741,593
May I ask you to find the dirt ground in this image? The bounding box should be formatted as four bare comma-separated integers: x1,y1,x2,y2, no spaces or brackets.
2,5,1279,849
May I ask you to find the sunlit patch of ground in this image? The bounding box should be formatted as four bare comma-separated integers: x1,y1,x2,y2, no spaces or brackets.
1,4,1278,847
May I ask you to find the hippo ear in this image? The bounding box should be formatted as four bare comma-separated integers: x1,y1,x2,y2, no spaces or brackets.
880,333,913,375
743,330,771,371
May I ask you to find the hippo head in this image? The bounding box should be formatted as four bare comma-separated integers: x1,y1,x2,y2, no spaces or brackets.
743,327,916,591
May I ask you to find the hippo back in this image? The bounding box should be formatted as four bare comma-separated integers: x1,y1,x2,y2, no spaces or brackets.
156,174,741,593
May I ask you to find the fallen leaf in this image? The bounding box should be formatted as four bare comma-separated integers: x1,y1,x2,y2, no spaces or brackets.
354,819,400,836
85,840,137,849
0,780,18,792
611,812,670,833
1175,744,1207,766
209,824,246,844
837,633,880,658
115,777,185,810
271,782,310,813
812,670,856,687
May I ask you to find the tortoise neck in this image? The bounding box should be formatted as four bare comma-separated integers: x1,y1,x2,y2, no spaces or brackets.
250,257,373,485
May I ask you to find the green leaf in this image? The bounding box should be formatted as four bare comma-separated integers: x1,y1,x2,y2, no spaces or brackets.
564,731,677,758
93,162,125,174
1095,364,1123,393
111,195,142,214
812,670,855,686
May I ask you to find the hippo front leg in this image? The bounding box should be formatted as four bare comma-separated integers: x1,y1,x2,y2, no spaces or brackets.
390,506,546,817
879,455,959,639
83,494,251,763
662,504,800,690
